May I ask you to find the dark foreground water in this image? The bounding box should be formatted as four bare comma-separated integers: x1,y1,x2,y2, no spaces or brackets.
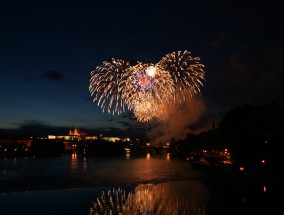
0,152,280,215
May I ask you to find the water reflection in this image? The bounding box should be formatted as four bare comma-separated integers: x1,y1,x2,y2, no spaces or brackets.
83,157,87,173
71,153,78,173
90,180,207,215
166,153,170,161
1,153,198,192
71,153,89,174
146,153,151,160
125,152,131,160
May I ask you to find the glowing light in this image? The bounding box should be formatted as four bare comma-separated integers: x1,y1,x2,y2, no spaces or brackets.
71,153,78,173
263,185,267,193
124,148,131,155
125,153,130,159
146,153,151,160
72,153,77,160
146,66,156,77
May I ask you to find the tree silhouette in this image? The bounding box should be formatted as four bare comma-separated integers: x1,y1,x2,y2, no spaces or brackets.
218,102,284,168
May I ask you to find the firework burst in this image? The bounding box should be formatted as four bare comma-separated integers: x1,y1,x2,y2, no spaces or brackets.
159,50,205,103
89,50,205,122
89,59,129,115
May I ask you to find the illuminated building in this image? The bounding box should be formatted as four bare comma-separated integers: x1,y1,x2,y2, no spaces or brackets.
47,128,130,143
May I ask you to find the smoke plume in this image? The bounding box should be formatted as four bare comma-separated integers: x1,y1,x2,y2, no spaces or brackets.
147,95,206,145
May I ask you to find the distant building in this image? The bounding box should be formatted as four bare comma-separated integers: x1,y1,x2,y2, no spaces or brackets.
47,128,130,143
48,128,89,141
69,128,87,136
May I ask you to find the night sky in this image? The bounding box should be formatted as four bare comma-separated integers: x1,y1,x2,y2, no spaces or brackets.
0,0,283,140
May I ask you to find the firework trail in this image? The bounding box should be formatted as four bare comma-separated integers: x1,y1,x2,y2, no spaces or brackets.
89,51,205,122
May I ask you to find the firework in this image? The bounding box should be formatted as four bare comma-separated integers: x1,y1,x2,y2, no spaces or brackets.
133,98,170,123
89,50,205,122
89,59,130,115
123,62,175,110
159,50,205,103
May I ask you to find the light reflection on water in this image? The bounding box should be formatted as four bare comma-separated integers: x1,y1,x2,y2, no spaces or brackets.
0,153,197,191
83,157,87,173
71,153,78,173
125,152,131,160
91,181,208,215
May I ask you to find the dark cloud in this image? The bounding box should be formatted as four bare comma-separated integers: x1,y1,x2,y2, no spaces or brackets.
116,121,131,127
120,112,136,120
97,126,129,137
43,71,64,81
16,120,67,135
1,120,81,136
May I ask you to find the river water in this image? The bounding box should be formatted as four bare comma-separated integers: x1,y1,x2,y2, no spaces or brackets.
0,152,278,215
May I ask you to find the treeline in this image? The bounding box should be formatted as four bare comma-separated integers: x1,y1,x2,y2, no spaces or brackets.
0,139,65,157
29,139,65,156
169,101,284,169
